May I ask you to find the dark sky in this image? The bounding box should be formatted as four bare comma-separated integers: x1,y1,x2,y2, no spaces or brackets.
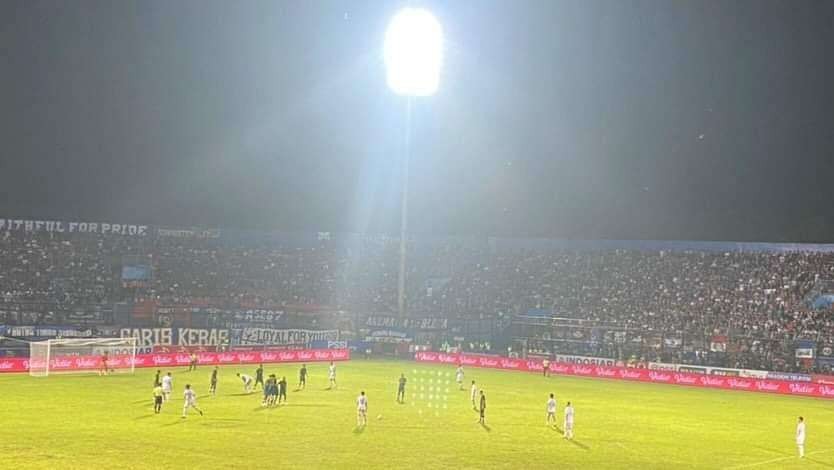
2,0,833,242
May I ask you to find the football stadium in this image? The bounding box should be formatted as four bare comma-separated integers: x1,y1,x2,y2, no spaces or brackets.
2,1,834,469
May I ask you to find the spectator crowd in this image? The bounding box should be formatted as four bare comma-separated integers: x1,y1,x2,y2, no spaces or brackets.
1,229,833,373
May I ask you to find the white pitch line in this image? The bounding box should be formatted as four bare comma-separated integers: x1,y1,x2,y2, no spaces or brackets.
723,450,831,469
615,442,634,453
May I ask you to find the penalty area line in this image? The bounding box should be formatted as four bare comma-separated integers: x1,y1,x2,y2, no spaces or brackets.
723,449,831,469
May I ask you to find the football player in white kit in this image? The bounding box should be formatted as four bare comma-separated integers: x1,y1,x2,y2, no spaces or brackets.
796,416,806,458
328,362,337,389
181,384,203,418
356,391,368,427
237,373,254,393
456,366,464,390
161,372,173,402
470,380,478,409
563,401,575,439
546,393,557,426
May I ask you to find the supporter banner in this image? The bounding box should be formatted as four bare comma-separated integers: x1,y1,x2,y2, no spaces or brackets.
365,329,412,343
710,335,727,353
235,328,339,346
157,228,220,239
0,348,350,373
119,328,229,348
414,352,834,399
365,316,448,331
552,354,616,366
4,325,102,338
663,337,682,348
819,344,834,359
231,344,304,351
796,348,815,359
0,304,113,326
152,345,220,354
0,218,148,236
224,309,284,326
795,340,816,359
64,306,113,323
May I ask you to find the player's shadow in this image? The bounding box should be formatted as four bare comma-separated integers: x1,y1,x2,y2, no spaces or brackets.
131,399,150,405
162,420,184,427
201,419,245,429
352,425,366,435
750,445,789,456
228,392,255,397
480,423,492,432
567,439,589,451
133,414,155,420
551,425,563,433
806,456,834,468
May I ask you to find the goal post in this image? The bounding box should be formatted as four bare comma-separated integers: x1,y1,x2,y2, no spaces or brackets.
29,337,138,377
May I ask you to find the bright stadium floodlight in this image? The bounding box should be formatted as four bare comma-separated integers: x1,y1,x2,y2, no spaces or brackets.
384,8,443,318
384,7,443,96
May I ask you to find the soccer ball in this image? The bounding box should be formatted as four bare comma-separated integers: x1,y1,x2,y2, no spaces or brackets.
377,414,383,420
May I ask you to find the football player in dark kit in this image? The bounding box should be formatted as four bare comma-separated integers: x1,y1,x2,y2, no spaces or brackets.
254,364,265,391
298,364,308,390
278,376,288,404
478,390,487,424
209,366,218,396
397,374,407,403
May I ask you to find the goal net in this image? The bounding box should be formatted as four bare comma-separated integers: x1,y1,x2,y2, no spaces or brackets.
29,337,138,377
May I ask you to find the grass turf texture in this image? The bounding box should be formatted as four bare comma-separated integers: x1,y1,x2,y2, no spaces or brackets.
0,360,832,469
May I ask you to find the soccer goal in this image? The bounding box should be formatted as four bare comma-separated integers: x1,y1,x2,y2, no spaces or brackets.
29,337,138,377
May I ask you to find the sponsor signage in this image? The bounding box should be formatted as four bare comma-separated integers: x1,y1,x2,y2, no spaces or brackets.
766,371,812,382
709,368,740,377
0,349,349,373
413,352,834,400
553,354,616,366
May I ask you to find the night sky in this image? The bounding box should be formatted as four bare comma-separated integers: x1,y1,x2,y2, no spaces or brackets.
1,0,833,242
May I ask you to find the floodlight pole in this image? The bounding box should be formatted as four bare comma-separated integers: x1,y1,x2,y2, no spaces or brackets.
397,97,412,319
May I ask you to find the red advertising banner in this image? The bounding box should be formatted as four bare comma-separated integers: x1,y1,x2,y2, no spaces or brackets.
0,348,350,373
414,352,834,400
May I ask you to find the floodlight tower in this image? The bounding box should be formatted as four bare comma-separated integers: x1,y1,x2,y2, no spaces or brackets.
384,8,443,318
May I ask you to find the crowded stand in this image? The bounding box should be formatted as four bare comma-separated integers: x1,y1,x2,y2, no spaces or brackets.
1,220,833,375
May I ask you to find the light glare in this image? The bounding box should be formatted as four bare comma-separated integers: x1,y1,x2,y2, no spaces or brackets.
384,8,443,96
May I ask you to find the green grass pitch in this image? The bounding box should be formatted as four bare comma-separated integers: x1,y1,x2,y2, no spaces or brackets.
0,360,832,469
